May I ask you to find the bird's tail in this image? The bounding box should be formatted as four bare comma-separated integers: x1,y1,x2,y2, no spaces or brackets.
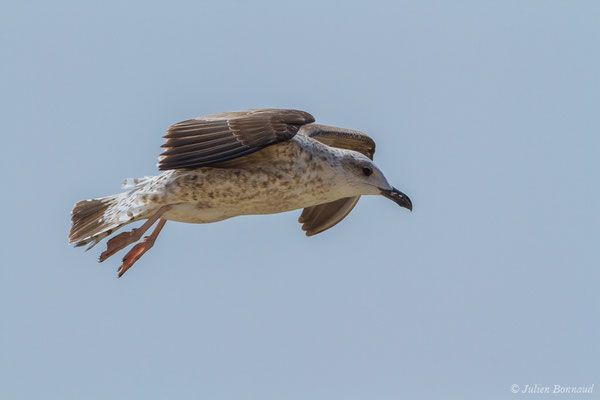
68,192,134,250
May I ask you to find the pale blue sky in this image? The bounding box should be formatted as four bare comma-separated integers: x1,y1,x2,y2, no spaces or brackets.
1,1,599,399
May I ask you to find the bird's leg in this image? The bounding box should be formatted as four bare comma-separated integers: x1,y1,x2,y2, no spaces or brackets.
99,205,172,262
117,218,167,278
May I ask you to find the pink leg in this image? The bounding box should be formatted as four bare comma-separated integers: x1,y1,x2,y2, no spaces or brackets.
117,218,167,278
99,205,172,262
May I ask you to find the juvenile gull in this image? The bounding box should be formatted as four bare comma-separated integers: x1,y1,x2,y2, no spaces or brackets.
69,109,412,277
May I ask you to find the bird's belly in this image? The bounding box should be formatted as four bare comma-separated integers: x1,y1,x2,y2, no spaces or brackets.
162,182,342,224
163,203,232,224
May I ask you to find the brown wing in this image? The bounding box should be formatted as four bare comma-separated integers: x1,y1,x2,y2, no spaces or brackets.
297,124,377,236
300,123,376,160
298,197,360,236
158,109,314,170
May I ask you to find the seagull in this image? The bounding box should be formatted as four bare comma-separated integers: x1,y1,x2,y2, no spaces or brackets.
69,109,412,277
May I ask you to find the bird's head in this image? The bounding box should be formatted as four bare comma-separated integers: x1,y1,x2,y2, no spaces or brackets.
340,151,412,211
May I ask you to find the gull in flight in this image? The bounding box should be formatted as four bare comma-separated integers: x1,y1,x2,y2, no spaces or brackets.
69,109,412,277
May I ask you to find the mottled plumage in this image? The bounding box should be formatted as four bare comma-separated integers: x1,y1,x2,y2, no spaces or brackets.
69,109,412,277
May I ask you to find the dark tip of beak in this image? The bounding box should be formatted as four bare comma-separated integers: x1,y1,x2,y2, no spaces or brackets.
380,187,412,211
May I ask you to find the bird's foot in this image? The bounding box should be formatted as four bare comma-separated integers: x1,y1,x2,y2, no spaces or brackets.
99,205,173,263
99,229,141,262
117,235,156,278
115,218,167,278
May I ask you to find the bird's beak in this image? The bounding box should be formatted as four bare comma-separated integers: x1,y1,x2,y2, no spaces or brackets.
380,187,412,211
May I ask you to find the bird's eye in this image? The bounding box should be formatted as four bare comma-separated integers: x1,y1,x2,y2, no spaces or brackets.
362,167,373,177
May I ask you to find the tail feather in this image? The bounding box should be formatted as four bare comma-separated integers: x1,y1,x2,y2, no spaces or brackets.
69,194,128,248
69,176,158,250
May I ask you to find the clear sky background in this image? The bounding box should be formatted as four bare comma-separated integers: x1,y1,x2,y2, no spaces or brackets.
1,1,598,399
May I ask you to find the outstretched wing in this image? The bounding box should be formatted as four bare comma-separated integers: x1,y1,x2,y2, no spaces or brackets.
298,124,376,236
158,109,315,170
